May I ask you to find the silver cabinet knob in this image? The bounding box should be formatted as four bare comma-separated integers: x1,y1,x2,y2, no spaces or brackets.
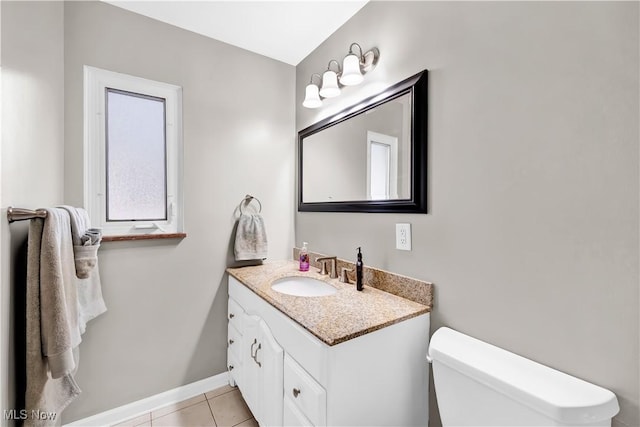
228,365,234,371
229,339,234,345
292,388,301,398
229,313,235,319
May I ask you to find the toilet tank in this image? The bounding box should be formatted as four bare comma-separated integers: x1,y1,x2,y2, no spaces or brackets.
427,327,619,427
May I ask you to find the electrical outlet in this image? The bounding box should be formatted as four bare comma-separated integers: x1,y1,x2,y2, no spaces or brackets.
396,223,412,251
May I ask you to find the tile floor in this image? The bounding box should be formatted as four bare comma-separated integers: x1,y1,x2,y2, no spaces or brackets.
113,385,257,427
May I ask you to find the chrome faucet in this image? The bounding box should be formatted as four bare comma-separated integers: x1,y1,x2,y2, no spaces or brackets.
340,267,353,283
315,256,338,279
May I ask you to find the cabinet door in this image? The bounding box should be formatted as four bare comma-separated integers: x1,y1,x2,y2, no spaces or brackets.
256,319,284,427
241,315,285,426
241,314,262,418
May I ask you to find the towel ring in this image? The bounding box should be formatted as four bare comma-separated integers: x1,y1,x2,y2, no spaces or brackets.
239,195,262,214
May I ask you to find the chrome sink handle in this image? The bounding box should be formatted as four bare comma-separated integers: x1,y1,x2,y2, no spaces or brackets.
316,256,338,279
340,267,353,283
318,261,329,275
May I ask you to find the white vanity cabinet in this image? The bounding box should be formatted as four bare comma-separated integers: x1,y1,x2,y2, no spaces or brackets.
243,315,284,427
228,275,430,427
228,299,284,427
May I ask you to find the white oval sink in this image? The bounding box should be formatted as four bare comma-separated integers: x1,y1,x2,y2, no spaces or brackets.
271,276,337,297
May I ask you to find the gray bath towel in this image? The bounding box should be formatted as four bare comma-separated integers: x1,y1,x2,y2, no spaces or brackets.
234,213,268,261
59,206,107,334
25,209,82,426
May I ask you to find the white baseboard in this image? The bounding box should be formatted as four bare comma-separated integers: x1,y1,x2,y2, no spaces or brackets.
65,372,229,426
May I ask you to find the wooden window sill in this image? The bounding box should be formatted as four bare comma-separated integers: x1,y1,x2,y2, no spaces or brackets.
102,233,187,242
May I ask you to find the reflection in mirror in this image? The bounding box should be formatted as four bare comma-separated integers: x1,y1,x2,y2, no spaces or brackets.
368,130,400,200
302,93,411,203
298,70,428,213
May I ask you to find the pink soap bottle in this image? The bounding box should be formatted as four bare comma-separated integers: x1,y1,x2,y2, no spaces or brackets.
299,242,310,271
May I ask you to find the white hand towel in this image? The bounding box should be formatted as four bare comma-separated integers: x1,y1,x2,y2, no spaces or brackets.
59,206,107,334
234,213,268,261
58,205,100,278
25,209,82,426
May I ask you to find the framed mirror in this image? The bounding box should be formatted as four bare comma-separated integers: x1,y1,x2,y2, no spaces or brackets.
298,69,428,213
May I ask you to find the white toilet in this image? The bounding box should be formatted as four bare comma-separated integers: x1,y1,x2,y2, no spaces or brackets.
427,327,620,426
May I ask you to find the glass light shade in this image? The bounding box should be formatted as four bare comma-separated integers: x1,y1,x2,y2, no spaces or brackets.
339,54,364,86
319,70,341,98
302,83,322,108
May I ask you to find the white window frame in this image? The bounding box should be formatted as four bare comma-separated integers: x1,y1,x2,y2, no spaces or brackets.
84,66,183,237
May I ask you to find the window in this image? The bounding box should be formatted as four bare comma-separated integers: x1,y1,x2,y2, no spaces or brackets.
84,66,183,237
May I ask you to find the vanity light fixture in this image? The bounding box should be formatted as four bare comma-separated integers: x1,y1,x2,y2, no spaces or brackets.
302,42,380,108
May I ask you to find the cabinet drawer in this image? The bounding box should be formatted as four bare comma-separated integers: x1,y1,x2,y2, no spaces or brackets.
284,396,313,427
228,297,244,331
284,354,326,427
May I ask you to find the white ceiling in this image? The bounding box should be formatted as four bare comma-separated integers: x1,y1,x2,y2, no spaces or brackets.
103,1,369,65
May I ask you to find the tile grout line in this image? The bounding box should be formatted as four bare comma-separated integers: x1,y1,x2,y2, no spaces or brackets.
205,398,218,426
207,388,254,427
206,388,240,426
114,386,242,426
232,415,254,427
150,394,206,421
205,390,236,401
153,386,241,422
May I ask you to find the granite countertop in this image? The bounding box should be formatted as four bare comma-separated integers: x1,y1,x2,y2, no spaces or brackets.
227,260,431,346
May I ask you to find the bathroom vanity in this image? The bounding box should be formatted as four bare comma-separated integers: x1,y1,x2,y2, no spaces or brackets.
227,261,432,427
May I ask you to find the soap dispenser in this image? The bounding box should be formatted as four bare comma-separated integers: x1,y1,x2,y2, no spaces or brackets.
356,247,364,291
299,242,310,271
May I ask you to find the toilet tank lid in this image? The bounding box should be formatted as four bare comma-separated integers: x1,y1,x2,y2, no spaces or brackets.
427,327,620,424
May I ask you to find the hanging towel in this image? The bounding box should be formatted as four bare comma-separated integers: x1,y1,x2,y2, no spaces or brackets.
25,208,82,426
234,213,268,261
59,205,107,335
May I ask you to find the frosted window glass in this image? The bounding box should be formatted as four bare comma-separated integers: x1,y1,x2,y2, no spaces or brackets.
370,142,390,200
106,89,167,221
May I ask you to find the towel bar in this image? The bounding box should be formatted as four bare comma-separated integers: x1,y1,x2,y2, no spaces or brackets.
6,206,48,223
239,195,262,214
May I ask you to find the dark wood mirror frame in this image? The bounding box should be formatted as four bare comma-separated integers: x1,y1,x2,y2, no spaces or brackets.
298,69,428,213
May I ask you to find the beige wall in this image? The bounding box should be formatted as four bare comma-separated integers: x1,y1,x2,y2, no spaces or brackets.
2,1,637,425
0,0,295,422
1,0,65,420
296,2,639,426
62,1,295,422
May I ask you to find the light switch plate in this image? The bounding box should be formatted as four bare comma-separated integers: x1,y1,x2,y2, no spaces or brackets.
396,223,412,251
